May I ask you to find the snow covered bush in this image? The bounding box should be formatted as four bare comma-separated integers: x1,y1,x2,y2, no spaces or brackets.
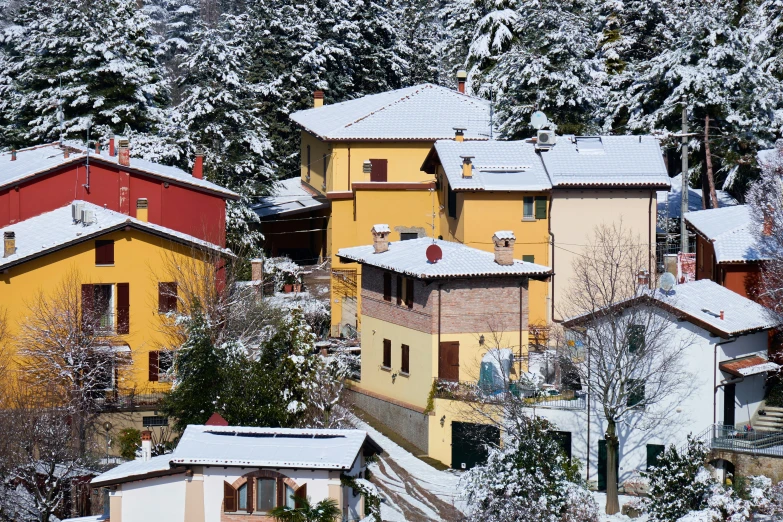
461,416,596,522
265,257,303,292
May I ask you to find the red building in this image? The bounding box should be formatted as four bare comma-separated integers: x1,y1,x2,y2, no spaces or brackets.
1,141,238,247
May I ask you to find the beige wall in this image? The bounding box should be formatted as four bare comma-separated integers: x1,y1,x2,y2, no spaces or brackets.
550,189,657,321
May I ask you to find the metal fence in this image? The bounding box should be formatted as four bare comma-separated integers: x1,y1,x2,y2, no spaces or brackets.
97,387,166,411
699,424,783,457
434,379,586,410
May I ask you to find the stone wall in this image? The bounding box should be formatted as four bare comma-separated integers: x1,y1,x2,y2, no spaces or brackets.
347,387,429,454
710,450,783,483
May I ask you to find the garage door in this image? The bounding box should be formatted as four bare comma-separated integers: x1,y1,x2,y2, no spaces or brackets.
451,422,500,470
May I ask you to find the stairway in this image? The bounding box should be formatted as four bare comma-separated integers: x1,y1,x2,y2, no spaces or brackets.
754,405,783,432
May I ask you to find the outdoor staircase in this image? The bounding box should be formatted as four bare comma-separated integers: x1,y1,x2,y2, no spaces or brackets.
753,405,783,433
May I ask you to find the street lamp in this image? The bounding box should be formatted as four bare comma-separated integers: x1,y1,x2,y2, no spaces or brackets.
103,421,113,462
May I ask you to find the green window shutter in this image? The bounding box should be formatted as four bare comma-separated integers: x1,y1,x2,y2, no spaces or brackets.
522,255,535,263
627,379,645,407
628,325,645,353
535,196,547,219
646,444,665,469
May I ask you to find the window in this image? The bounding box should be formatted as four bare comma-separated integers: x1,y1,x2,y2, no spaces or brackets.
149,350,174,382
383,272,392,302
447,183,457,219
628,325,645,353
627,379,645,407
522,255,535,263
237,483,248,511
383,339,391,368
285,485,296,509
92,284,114,332
535,196,548,219
647,444,665,470
158,282,178,313
257,478,276,513
401,344,410,374
400,232,418,241
551,431,572,462
523,197,534,219
142,416,169,427
95,240,115,265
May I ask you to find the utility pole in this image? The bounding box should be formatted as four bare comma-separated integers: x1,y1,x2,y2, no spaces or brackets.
680,106,689,253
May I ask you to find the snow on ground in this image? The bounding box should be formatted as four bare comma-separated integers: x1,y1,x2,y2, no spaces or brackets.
593,492,649,522
350,414,465,521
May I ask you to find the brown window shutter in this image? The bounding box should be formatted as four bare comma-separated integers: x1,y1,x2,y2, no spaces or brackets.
224,481,237,512
116,283,129,334
95,240,115,265
81,284,95,333
295,483,307,509
383,339,391,368
276,478,284,507
396,275,402,305
405,278,414,309
383,272,391,302
370,159,388,182
149,351,159,382
158,282,177,313
245,478,254,513
401,344,410,374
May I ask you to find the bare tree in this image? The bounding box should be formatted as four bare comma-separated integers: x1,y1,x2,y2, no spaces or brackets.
556,222,694,515
15,270,131,455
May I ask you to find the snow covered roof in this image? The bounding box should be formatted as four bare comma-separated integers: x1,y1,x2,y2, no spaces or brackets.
170,425,380,470
337,237,551,279
540,136,670,187
0,142,238,199
250,177,328,218
685,205,767,263
564,279,778,338
91,454,182,488
0,201,231,271
429,140,551,192
424,135,669,191
290,84,493,141
656,174,738,232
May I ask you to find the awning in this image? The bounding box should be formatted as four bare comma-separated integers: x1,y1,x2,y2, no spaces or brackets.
93,340,131,354
720,355,780,377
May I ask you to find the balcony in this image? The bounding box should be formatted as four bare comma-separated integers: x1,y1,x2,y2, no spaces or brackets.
699,424,783,458
96,386,167,412
434,379,586,410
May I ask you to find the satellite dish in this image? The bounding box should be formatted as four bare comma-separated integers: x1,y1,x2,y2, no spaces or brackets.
530,111,549,130
426,244,443,263
659,272,676,292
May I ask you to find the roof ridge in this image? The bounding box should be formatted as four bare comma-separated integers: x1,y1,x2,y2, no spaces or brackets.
343,84,435,129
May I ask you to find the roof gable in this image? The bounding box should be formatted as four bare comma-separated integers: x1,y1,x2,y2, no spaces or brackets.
685,205,767,263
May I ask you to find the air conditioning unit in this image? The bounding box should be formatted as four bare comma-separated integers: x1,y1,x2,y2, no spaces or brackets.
537,129,557,147
81,209,96,225
72,202,84,222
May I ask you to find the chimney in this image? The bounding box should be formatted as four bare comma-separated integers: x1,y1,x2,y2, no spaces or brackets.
193,149,203,179
140,430,152,461
63,147,70,159
314,90,325,108
10,149,15,161
454,127,466,142
371,224,391,254
251,258,264,281
118,139,130,167
720,310,725,320
109,134,116,157
461,155,474,179
637,270,650,286
492,231,515,266
764,208,773,236
95,141,100,154
3,231,15,258
136,198,148,222
456,70,467,94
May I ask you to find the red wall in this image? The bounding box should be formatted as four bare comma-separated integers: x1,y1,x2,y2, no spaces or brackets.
1,162,227,246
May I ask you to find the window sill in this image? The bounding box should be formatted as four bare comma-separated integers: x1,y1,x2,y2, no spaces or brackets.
522,217,536,222
399,371,410,378
380,366,391,372
96,264,115,267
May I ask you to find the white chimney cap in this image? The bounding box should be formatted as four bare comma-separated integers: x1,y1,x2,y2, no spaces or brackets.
372,224,390,234
493,231,516,241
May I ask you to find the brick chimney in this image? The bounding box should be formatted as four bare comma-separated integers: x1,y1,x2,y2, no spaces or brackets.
314,90,325,108
454,127,466,142
109,134,115,157
3,231,15,258
492,231,515,266
251,258,263,281
140,430,152,461
637,270,650,286
63,147,70,159
456,70,467,94
10,149,16,161
461,155,474,179
372,224,391,254
136,198,148,222
118,139,130,167
764,207,773,236
95,141,100,154
193,149,204,179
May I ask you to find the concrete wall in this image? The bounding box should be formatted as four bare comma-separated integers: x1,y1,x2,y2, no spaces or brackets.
348,387,430,453
119,474,186,522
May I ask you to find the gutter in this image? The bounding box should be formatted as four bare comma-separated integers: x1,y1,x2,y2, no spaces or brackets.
91,466,188,488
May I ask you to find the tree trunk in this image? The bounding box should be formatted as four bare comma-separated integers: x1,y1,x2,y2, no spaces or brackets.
704,115,719,209
605,421,620,515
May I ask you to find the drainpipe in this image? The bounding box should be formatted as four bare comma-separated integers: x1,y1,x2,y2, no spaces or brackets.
519,282,524,376
713,337,739,424
438,283,443,384
548,194,556,323
648,191,653,279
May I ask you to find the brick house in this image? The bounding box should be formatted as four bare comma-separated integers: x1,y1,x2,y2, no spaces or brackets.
337,226,550,466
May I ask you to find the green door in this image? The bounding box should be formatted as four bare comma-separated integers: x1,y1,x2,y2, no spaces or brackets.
597,439,619,492
451,422,500,470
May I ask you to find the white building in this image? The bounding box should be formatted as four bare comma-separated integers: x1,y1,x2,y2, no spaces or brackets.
91,424,381,522
534,280,778,490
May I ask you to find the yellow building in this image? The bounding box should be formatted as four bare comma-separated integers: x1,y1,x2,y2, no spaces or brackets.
0,201,229,410
337,226,551,467
288,84,493,335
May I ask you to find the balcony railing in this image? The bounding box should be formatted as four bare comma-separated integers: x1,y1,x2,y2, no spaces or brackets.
434,379,586,410
96,386,167,411
698,424,783,458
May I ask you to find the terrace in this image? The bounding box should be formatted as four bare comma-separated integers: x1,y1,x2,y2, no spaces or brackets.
433,379,586,410
699,424,783,458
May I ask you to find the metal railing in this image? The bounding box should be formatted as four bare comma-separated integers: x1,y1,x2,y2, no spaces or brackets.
96,387,167,411
698,424,783,457
434,379,586,410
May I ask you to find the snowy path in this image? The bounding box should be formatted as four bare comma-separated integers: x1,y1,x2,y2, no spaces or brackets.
350,415,465,521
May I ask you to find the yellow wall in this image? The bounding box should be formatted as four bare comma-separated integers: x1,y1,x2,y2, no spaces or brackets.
330,142,436,191
301,131,332,195
0,229,215,392
428,398,505,467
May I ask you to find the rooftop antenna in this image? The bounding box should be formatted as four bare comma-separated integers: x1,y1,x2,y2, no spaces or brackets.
57,76,64,145
83,122,91,192
428,186,437,241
